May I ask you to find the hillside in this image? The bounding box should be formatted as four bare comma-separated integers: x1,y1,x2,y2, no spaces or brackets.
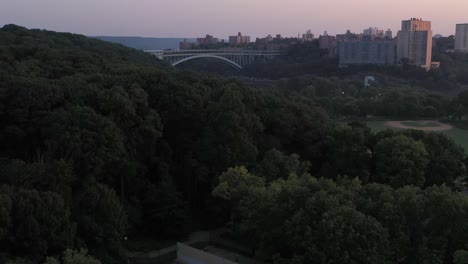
93,36,195,50
0,25,329,263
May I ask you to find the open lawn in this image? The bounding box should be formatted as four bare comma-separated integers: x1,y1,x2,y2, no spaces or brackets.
400,121,442,127
365,120,468,153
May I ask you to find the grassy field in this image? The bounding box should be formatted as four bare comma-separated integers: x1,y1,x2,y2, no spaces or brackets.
400,121,442,127
366,121,468,153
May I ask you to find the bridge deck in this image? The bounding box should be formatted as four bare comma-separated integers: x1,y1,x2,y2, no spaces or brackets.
145,49,285,69
145,49,285,56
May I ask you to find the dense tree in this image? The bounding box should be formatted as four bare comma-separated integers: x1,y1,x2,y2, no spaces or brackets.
200,84,263,171
73,184,126,263
308,206,390,264
239,175,361,261
254,149,311,182
43,106,126,182
326,124,372,181
375,135,429,188
422,133,467,187
454,249,468,264
45,249,101,264
7,189,75,260
424,186,468,263
213,166,264,230
212,166,265,202
455,90,468,119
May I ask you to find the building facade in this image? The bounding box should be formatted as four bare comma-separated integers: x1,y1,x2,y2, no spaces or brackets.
401,18,431,31
339,38,396,65
455,24,468,52
196,34,219,45
397,18,433,70
179,39,196,50
229,32,250,45
385,29,393,39
363,27,384,37
319,32,337,56
336,30,362,42
302,30,314,41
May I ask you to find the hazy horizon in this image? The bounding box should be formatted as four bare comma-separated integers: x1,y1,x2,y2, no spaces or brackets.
1,0,467,38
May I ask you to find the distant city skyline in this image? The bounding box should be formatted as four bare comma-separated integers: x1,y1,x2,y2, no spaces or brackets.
1,0,467,38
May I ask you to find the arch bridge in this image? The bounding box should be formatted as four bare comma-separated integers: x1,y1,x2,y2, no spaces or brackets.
145,49,285,69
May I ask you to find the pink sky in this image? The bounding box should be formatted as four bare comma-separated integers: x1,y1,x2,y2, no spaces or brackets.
1,0,467,38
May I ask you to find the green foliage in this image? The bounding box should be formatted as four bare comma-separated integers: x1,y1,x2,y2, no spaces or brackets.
43,106,126,179
213,166,265,202
5,258,34,264
0,185,13,241
309,206,390,264
375,135,429,188
62,249,101,264
422,133,467,187
44,257,60,264
254,149,311,182
424,186,468,262
240,175,468,264
45,249,101,264
454,250,468,264
74,184,126,263
0,160,74,202
325,123,372,181
202,84,263,170
1,188,75,260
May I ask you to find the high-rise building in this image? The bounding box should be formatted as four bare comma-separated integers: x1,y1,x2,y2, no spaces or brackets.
302,30,314,41
397,18,433,70
401,18,431,31
455,24,468,52
319,31,337,57
336,30,362,41
363,27,384,37
229,32,251,45
385,29,393,39
339,38,396,66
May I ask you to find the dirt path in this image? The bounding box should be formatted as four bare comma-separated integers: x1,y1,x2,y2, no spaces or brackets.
386,120,453,131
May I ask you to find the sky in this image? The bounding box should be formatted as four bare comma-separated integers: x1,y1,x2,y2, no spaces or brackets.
1,0,467,38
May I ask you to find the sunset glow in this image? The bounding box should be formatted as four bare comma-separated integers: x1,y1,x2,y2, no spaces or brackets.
2,0,467,37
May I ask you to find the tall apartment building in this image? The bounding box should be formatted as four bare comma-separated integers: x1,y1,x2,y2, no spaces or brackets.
302,30,314,41
397,18,432,70
363,27,384,37
339,38,396,65
319,32,337,56
336,30,362,41
385,29,393,39
229,32,250,45
455,24,468,52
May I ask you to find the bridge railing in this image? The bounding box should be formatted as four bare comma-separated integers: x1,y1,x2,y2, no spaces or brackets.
145,49,285,56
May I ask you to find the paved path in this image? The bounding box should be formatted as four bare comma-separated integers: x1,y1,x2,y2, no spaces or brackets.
127,231,210,263
127,229,256,264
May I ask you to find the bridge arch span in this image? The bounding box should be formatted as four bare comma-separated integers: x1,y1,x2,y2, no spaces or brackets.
171,54,243,69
